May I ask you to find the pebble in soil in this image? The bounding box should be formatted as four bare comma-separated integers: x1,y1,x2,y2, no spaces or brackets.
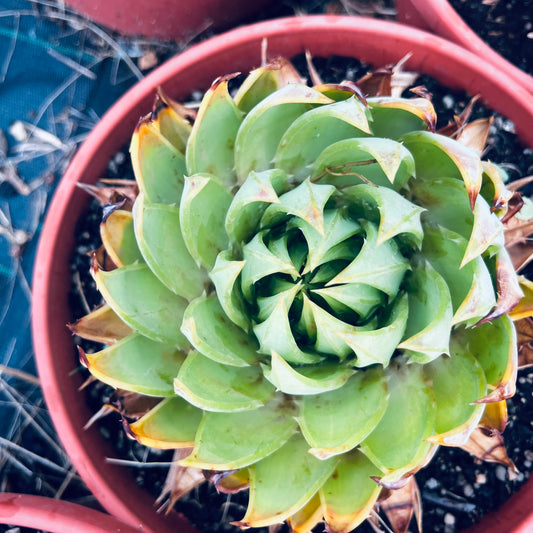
70,56,533,533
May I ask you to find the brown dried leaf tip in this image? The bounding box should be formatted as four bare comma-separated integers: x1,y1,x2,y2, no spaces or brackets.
380,477,422,533
461,427,518,473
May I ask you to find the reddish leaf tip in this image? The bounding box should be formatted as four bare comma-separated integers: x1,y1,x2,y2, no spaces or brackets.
77,346,89,368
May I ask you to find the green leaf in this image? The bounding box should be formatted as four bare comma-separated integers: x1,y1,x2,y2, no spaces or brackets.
216,470,250,494
452,316,517,401
234,84,333,182
128,396,202,448
402,130,482,210
305,240,354,267
100,210,144,267
481,160,514,215
238,434,338,528
314,83,361,101
253,297,322,364
302,294,355,359
174,350,275,412
291,243,312,275
411,178,503,266
225,169,288,243
287,494,323,533
367,97,435,138
510,275,533,320
92,262,189,347
132,194,206,300
483,246,524,324
274,96,371,179
82,333,185,396
343,183,425,247
360,363,436,473
181,294,260,367
262,350,353,395
296,288,318,341
320,450,383,533
309,261,348,285
151,95,191,153
240,231,299,301
299,368,388,459
233,59,302,113
290,209,361,274
261,179,337,236
256,281,302,323
130,119,186,204
179,400,297,469
336,293,408,367
312,283,383,321
422,225,496,325
424,348,487,446
398,261,453,363
464,193,505,266
209,250,249,331
185,78,243,186
266,231,300,271
68,304,132,345
179,175,232,270
327,221,409,297
310,137,415,190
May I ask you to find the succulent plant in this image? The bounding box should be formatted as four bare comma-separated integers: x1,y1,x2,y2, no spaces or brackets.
73,58,531,533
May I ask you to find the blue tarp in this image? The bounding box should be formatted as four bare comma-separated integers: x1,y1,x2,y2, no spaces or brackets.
0,0,142,375
0,0,148,445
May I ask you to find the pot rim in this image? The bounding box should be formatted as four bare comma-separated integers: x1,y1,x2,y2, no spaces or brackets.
396,0,533,95
0,493,141,532
32,14,533,533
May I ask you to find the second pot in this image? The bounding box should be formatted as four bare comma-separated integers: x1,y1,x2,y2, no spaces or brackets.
64,0,269,40
396,0,533,95
0,493,141,533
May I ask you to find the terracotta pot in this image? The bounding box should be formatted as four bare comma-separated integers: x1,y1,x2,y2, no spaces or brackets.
0,493,141,532
32,15,533,533
396,0,533,95
64,0,269,39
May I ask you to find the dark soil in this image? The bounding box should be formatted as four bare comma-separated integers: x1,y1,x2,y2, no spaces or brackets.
448,0,533,75
68,52,533,533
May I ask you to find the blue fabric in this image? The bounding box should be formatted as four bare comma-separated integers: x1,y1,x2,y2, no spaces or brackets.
0,1,142,441
0,0,139,376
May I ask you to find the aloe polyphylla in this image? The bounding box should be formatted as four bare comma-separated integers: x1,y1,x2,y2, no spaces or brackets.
73,57,533,533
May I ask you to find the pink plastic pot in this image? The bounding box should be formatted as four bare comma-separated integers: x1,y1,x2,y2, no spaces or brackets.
64,0,269,39
0,493,141,532
396,0,533,95
32,15,533,533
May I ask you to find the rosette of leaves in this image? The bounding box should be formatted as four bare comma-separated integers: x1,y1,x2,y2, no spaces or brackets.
73,58,532,533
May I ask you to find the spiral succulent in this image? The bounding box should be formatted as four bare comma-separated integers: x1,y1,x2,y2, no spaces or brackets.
75,59,525,532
